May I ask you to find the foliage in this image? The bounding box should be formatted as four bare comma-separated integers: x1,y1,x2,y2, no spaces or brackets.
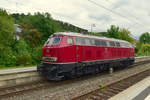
0,47,16,66
135,42,142,54
136,32,150,56
0,9,16,67
88,32,106,37
31,46,42,65
139,32,150,44
99,82,104,88
0,9,15,48
138,44,150,56
106,25,119,38
16,54,32,66
13,39,31,55
106,25,134,43
12,13,88,43
134,32,150,56
118,28,134,43
18,24,42,47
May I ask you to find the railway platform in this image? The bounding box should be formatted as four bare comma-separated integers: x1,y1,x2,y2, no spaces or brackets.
0,67,36,75
109,75,150,100
0,66,42,88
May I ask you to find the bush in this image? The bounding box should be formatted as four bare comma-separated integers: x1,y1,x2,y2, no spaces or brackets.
13,40,32,66
0,9,16,67
0,47,16,66
14,39,31,55
31,46,42,65
16,53,32,66
138,43,150,56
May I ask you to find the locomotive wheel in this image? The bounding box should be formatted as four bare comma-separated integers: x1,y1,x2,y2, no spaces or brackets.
64,72,73,80
95,65,99,74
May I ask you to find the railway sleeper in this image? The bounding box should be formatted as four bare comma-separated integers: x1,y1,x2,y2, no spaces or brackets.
95,93,109,99
90,95,101,100
100,90,114,97
109,87,124,92
105,88,120,94
114,84,129,89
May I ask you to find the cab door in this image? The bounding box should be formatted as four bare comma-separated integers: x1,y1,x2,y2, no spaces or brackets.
65,37,76,62
74,37,83,62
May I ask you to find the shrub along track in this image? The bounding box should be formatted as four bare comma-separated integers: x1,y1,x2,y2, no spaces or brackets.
0,59,150,99
72,61,150,100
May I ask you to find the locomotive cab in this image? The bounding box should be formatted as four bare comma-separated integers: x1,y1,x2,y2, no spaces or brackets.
42,34,76,63
38,34,77,80
42,35,62,63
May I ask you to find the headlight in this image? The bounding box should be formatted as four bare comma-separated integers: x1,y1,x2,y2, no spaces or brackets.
50,57,57,61
42,57,57,62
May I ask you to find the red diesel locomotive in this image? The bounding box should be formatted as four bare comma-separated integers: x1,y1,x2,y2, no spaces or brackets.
37,32,135,80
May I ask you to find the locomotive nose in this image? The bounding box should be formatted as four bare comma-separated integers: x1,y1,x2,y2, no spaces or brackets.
42,47,58,62
43,47,51,57
46,49,50,53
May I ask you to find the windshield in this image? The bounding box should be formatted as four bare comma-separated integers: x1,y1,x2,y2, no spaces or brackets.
44,37,61,46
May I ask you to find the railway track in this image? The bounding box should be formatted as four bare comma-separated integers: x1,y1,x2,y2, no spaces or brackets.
0,59,150,99
72,60,150,100
0,81,51,98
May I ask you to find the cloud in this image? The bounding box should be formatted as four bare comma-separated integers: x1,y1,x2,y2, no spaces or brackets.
112,0,129,9
1,0,150,39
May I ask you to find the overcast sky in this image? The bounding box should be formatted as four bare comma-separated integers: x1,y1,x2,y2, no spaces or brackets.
1,0,150,39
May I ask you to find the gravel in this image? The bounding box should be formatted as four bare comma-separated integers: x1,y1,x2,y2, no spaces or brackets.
2,62,150,100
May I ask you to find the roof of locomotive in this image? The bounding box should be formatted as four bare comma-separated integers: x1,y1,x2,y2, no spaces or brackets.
54,32,131,44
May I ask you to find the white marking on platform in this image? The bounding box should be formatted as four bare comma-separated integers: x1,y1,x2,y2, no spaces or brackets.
109,76,150,100
145,94,150,100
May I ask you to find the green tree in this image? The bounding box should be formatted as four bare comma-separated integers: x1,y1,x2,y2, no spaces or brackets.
12,12,88,43
107,25,119,38
135,42,142,54
139,32,150,44
0,9,15,66
106,25,134,43
118,28,134,43
14,39,31,55
88,32,107,37
138,44,150,56
0,47,16,66
0,9,15,47
14,40,32,66
31,46,42,64
19,24,42,48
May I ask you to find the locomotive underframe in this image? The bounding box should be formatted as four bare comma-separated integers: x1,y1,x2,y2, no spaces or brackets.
37,58,135,81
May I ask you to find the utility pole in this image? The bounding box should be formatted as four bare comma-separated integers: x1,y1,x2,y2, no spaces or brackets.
15,2,18,13
91,24,96,32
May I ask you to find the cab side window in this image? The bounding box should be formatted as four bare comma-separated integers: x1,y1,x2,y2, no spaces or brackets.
109,41,115,47
67,37,73,45
75,37,86,45
116,42,120,47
